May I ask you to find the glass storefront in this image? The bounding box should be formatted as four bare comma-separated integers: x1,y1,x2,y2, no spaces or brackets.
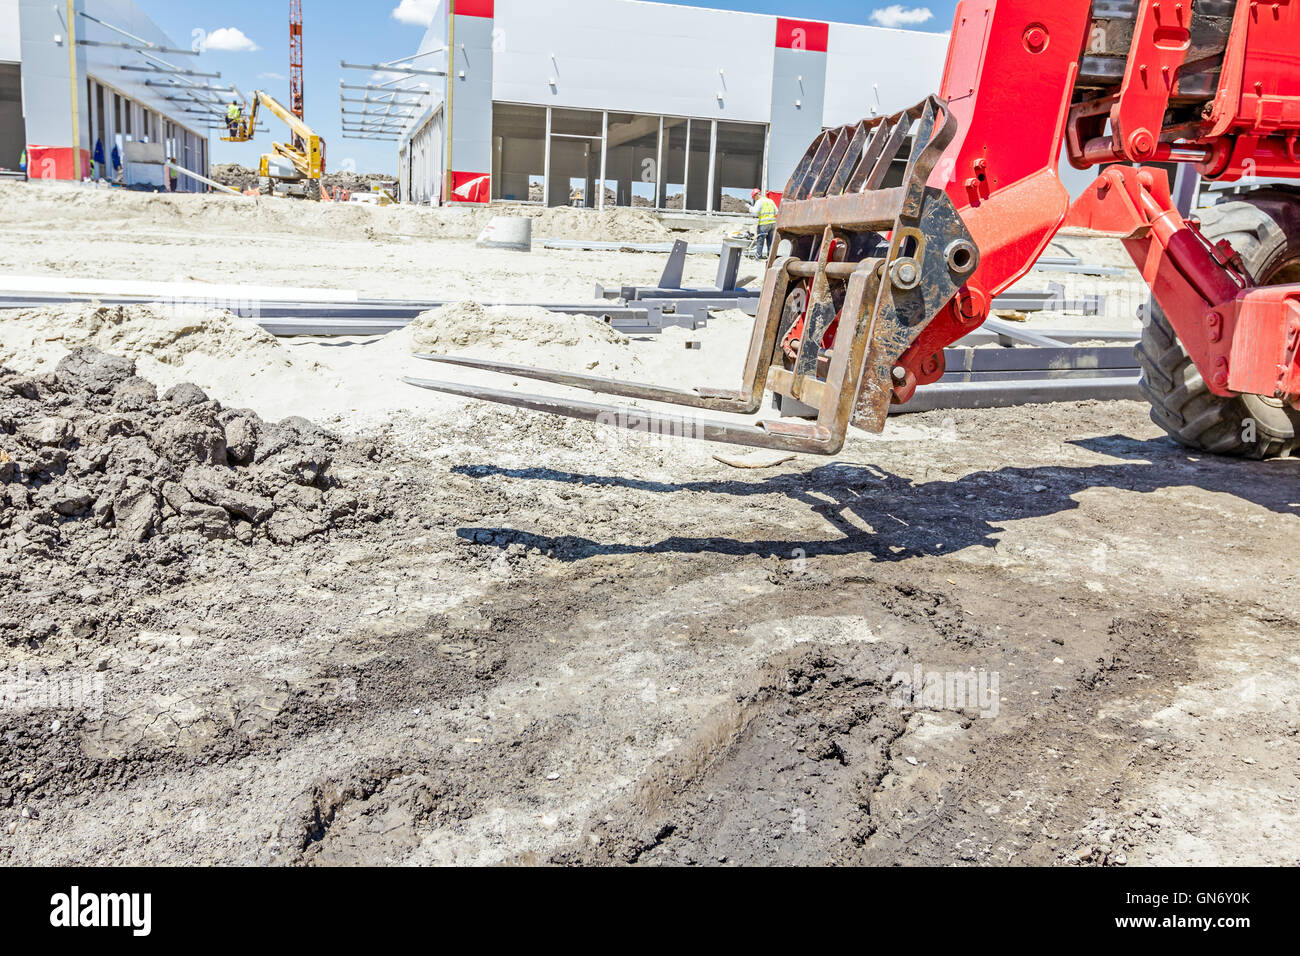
491,103,766,213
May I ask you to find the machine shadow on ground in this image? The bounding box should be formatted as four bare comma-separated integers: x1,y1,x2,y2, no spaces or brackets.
449,435,1299,563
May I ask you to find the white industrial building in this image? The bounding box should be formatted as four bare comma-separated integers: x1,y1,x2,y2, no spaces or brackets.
2,0,215,188
364,0,949,210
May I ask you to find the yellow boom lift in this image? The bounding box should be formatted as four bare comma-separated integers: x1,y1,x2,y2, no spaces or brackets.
222,90,326,200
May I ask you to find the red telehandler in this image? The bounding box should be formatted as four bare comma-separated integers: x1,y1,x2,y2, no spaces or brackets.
409,0,1300,459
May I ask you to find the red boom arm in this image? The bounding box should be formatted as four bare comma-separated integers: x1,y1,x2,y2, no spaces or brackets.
894,0,1300,410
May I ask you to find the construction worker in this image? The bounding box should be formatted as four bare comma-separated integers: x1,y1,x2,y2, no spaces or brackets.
751,188,778,259
226,101,242,138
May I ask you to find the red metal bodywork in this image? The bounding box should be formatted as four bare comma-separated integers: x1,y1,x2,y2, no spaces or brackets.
894,0,1300,410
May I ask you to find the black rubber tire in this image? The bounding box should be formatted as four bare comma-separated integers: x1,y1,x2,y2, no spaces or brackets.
1138,187,1300,459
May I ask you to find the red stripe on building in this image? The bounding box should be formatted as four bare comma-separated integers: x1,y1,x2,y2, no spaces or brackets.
25,146,90,181
775,17,829,53
449,170,491,204
454,0,494,18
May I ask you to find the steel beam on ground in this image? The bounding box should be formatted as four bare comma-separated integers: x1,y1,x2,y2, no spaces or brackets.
549,239,725,254
980,317,1069,347
889,376,1143,413
0,289,1142,349
1029,261,1130,276
992,290,1105,314
0,295,699,334
943,346,1137,374
959,328,1139,345
167,162,246,197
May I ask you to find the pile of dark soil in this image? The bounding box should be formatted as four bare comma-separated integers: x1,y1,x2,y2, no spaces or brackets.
0,348,383,570
321,170,397,195
209,163,259,192
208,163,395,197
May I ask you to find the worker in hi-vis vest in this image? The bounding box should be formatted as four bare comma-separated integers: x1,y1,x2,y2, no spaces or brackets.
750,188,778,259
226,101,242,137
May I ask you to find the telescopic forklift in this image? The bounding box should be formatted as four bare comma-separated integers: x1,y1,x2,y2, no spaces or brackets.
408,0,1300,460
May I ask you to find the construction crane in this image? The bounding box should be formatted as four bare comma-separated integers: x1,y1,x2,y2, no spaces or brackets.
289,0,305,147
408,0,1300,461
222,90,325,199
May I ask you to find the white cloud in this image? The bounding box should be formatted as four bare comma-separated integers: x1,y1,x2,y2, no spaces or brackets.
870,5,935,28
259,72,286,81
204,27,259,52
392,0,439,26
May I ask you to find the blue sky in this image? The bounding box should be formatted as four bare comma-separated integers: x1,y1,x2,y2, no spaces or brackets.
135,1,955,174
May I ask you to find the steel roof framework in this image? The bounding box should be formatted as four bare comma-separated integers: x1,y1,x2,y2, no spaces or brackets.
338,50,445,143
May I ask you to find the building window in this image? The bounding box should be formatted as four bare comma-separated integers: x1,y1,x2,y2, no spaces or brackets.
714,121,766,213
602,112,660,209
550,108,603,138
548,108,602,207
491,103,545,203
488,104,769,213
94,82,105,145
660,117,688,210
686,120,712,212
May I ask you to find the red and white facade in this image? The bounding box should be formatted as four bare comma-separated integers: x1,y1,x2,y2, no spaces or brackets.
398,0,948,209
4,0,211,186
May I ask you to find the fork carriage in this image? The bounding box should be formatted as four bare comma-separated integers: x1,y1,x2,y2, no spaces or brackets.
407,96,979,455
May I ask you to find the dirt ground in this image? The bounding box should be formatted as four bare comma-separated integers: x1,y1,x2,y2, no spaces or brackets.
1,181,1296,866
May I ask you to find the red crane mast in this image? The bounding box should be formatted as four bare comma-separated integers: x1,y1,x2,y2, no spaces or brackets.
289,0,304,145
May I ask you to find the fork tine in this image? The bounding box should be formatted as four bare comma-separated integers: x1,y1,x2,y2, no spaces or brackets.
403,377,838,453
412,353,751,410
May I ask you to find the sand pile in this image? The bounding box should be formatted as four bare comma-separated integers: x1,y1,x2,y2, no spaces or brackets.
0,304,335,420
0,181,720,246
524,206,672,243
0,348,379,575
210,163,399,197
322,170,397,195
405,301,627,352
394,301,644,377
0,182,485,240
